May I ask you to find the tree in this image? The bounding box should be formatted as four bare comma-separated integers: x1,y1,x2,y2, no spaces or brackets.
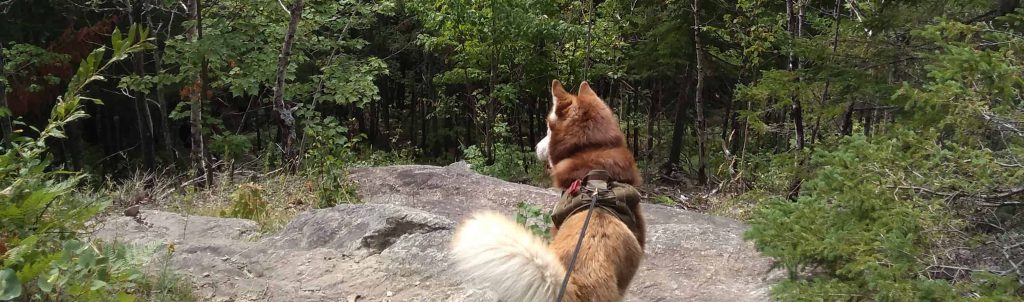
663,66,692,179
130,1,155,171
784,0,805,200
0,43,10,146
188,0,213,187
273,0,304,170
692,0,708,185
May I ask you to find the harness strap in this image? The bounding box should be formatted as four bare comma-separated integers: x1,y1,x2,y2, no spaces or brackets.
551,171,642,242
555,187,600,302
555,170,614,302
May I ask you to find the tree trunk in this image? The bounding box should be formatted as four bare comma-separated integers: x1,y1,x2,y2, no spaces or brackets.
692,0,709,186
148,13,177,160
840,101,855,136
821,0,842,135
645,79,658,162
464,83,474,148
133,48,155,170
788,0,805,151
484,0,498,165
785,0,807,200
189,0,213,187
272,0,304,171
0,43,11,146
863,109,873,137
130,5,155,171
420,95,427,148
663,66,692,178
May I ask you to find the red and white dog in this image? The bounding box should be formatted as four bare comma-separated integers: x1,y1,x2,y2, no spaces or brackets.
450,80,645,302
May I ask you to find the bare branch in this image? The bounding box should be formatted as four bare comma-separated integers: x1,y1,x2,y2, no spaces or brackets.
982,111,1024,137
277,0,291,15
894,185,1024,207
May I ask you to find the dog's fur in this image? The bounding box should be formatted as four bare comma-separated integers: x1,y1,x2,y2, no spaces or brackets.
450,80,645,302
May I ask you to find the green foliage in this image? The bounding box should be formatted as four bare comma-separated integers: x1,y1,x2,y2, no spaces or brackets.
463,143,546,185
300,110,362,209
1,43,69,92
210,133,254,164
652,195,676,206
222,183,268,221
745,10,1024,299
34,240,143,301
0,269,20,300
514,201,553,241
0,24,158,301
747,135,949,300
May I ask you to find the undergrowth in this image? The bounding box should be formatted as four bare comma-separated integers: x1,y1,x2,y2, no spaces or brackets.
463,143,548,187
514,201,553,241
0,25,199,301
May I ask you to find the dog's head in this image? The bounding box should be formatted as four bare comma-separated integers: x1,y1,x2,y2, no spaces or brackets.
535,80,628,172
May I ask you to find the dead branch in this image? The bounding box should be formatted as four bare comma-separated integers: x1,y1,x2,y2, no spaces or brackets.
894,185,1024,207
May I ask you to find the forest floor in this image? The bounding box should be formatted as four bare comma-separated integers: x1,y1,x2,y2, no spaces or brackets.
102,161,752,236
92,163,781,302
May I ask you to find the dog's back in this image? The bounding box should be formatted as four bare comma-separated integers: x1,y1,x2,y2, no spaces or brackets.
450,80,645,302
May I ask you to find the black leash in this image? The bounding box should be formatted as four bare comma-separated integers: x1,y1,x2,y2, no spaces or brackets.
555,190,601,302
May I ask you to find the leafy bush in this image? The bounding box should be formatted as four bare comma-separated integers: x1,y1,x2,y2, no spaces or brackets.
747,135,954,300
514,202,553,241
747,134,1022,300
745,14,1024,299
210,133,254,178
0,24,176,301
299,111,361,209
222,183,268,221
463,143,547,186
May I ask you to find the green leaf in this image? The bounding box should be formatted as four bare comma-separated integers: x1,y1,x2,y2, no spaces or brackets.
126,24,138,49
78,249,97,268
138,26,149,43
111,27,123,54
36,275,52,293
0,269,21,300
90,280,108,291
79,96,105,106
117,292,136,302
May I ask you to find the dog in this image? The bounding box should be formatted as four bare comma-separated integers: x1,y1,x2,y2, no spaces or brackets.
450,80,646,302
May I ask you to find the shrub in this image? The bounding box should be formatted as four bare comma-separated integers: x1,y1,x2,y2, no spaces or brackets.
299,112,362,209
463,143,547,186
746,135,1022,300
514,201,553,241
223,182,268,220
0,24,169,301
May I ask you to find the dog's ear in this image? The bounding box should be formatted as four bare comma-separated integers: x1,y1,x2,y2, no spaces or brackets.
578,81,598,99
552,79,570,100
551,79,573,118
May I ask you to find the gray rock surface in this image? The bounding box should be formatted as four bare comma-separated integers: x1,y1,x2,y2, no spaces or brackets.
93,163,780,301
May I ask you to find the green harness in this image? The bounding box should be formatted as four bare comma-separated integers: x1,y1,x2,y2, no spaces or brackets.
550,170,642,241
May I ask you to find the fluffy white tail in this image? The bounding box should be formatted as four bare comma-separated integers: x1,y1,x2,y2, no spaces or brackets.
450,211,566,302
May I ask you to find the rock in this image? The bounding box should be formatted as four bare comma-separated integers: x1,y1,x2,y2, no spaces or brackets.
123,204,141,217
92,164,781,302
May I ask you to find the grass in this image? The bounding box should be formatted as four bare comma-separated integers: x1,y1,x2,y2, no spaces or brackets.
93,241,199,302
105,166,364,237
708,192,760,221
169,174,318,235
135,258,198,302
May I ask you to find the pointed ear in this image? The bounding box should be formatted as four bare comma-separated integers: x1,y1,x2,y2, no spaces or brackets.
577,81,597,98
552,79,570,100
550,79,573,120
